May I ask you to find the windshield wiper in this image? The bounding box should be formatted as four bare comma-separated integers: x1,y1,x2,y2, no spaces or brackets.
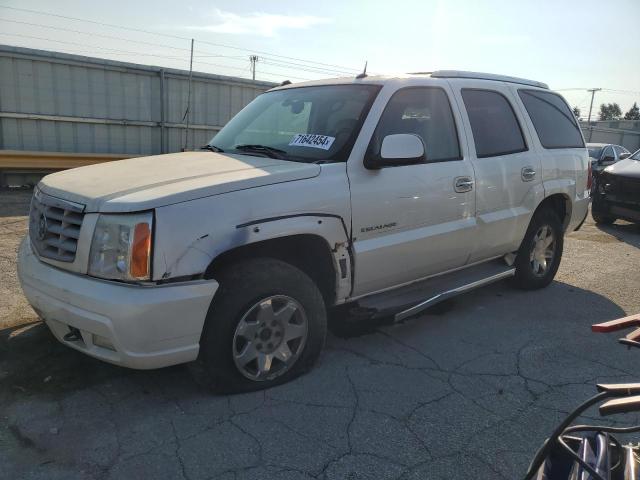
200,144,224,153
234,144,288,159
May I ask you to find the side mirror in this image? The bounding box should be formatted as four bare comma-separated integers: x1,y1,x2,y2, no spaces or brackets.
365,134,425,169
620,152,631,160
600,155,615,165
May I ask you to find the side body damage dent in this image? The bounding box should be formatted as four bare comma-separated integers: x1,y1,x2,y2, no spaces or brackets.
156,214,352,301
151,163,354,301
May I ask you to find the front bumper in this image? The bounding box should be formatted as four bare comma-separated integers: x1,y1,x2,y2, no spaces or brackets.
608,202,640,222
17,237,218,369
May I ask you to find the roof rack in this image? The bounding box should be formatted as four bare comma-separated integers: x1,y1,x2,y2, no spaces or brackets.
430,70,549,89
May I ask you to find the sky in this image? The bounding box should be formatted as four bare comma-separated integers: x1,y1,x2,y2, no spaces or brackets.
0,0,639,118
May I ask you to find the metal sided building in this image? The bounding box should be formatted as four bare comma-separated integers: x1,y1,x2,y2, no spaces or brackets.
0,45,276,185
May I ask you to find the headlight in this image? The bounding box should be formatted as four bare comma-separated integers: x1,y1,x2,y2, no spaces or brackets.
88,212,153,281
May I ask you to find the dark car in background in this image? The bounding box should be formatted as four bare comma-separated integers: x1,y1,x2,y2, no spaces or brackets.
592,149,640,225
587,143,631,176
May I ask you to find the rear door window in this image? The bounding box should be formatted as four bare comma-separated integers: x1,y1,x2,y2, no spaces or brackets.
461,89,527,158
518,90,585,149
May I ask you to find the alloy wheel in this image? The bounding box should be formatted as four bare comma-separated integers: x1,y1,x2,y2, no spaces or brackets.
232,295,308,381
529,225,556,277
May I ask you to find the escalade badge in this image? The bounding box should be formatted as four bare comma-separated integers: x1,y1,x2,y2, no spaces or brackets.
361,222,397,233
37,213,48,241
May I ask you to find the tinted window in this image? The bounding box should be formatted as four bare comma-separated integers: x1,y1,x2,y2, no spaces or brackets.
518,90,584,149
461,89,526,158
602,146,614,159
613,146,629,157
588,146,603,159
370,87,461,162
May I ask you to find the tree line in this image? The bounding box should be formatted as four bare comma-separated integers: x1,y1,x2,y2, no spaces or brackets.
573,102,640,121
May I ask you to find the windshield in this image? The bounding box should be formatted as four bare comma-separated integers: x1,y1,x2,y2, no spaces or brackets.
631,149,640,161
587,146,603,159
209,84,381,163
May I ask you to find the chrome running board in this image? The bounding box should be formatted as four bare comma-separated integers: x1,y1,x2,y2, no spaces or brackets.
354,259,516,323
394,268,515,322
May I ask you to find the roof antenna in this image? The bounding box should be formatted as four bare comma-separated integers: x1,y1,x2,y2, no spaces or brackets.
356,61,368,79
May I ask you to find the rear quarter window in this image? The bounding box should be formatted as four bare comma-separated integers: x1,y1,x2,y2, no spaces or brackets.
518,90,585,149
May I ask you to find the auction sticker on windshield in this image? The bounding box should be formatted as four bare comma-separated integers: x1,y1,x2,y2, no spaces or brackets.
289,134,335,150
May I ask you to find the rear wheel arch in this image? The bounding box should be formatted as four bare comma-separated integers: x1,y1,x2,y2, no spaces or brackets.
534,193,572,231
513,208,564,289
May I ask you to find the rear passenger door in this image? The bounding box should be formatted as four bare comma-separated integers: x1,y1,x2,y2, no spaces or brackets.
450,82,544,262
516,88,588,209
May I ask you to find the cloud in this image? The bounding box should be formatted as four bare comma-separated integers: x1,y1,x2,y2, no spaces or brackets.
187,9,331,37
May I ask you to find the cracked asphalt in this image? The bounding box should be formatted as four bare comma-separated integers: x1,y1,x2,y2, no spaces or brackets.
1,189,640,479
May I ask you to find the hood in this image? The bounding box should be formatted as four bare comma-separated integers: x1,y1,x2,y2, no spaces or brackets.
39,152,321,212
603,158,640,179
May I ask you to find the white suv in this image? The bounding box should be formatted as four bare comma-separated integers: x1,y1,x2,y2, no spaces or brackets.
18,71,590,393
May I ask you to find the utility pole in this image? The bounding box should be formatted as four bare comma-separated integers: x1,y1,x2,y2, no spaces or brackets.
249,55,259,81
182,38,194,151
587,88,602,123
587,88,601,142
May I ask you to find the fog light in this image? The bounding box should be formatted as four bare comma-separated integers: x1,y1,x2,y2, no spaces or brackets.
93,334,115,351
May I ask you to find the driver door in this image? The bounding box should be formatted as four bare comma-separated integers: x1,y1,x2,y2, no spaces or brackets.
347,86,477,297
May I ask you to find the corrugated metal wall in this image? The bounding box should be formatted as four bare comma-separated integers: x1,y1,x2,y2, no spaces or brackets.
580,120,640,152
0,45,276,155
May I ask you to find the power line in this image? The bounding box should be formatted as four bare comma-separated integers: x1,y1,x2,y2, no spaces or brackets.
259,57,354,76
0,5,362,73
601,88,640,96
0,32,188,62
193,59,313,81
260,60,351,76
0,32,312,81
557,87,640,96
0,5,187,40
0,18,349,76
0,18,192,52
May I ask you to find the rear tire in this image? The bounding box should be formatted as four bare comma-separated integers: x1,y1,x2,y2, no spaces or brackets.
190,258,327,394
513,209,564,290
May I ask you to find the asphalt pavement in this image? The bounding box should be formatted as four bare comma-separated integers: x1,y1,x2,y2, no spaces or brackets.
1,189,639,479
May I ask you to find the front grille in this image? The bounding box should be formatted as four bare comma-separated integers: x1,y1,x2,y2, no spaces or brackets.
618,177,640,205
29,189,85,262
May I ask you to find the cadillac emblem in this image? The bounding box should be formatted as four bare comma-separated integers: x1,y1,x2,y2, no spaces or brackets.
37,213,48,241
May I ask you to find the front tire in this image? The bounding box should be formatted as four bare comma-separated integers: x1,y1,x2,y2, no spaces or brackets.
591,195,615,225
191,258,327,394
591,210,615,225
513,209,564,290
591,177,616,225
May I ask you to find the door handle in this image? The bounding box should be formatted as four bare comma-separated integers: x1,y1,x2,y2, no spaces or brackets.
522,166,536,181
454,177,474,193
